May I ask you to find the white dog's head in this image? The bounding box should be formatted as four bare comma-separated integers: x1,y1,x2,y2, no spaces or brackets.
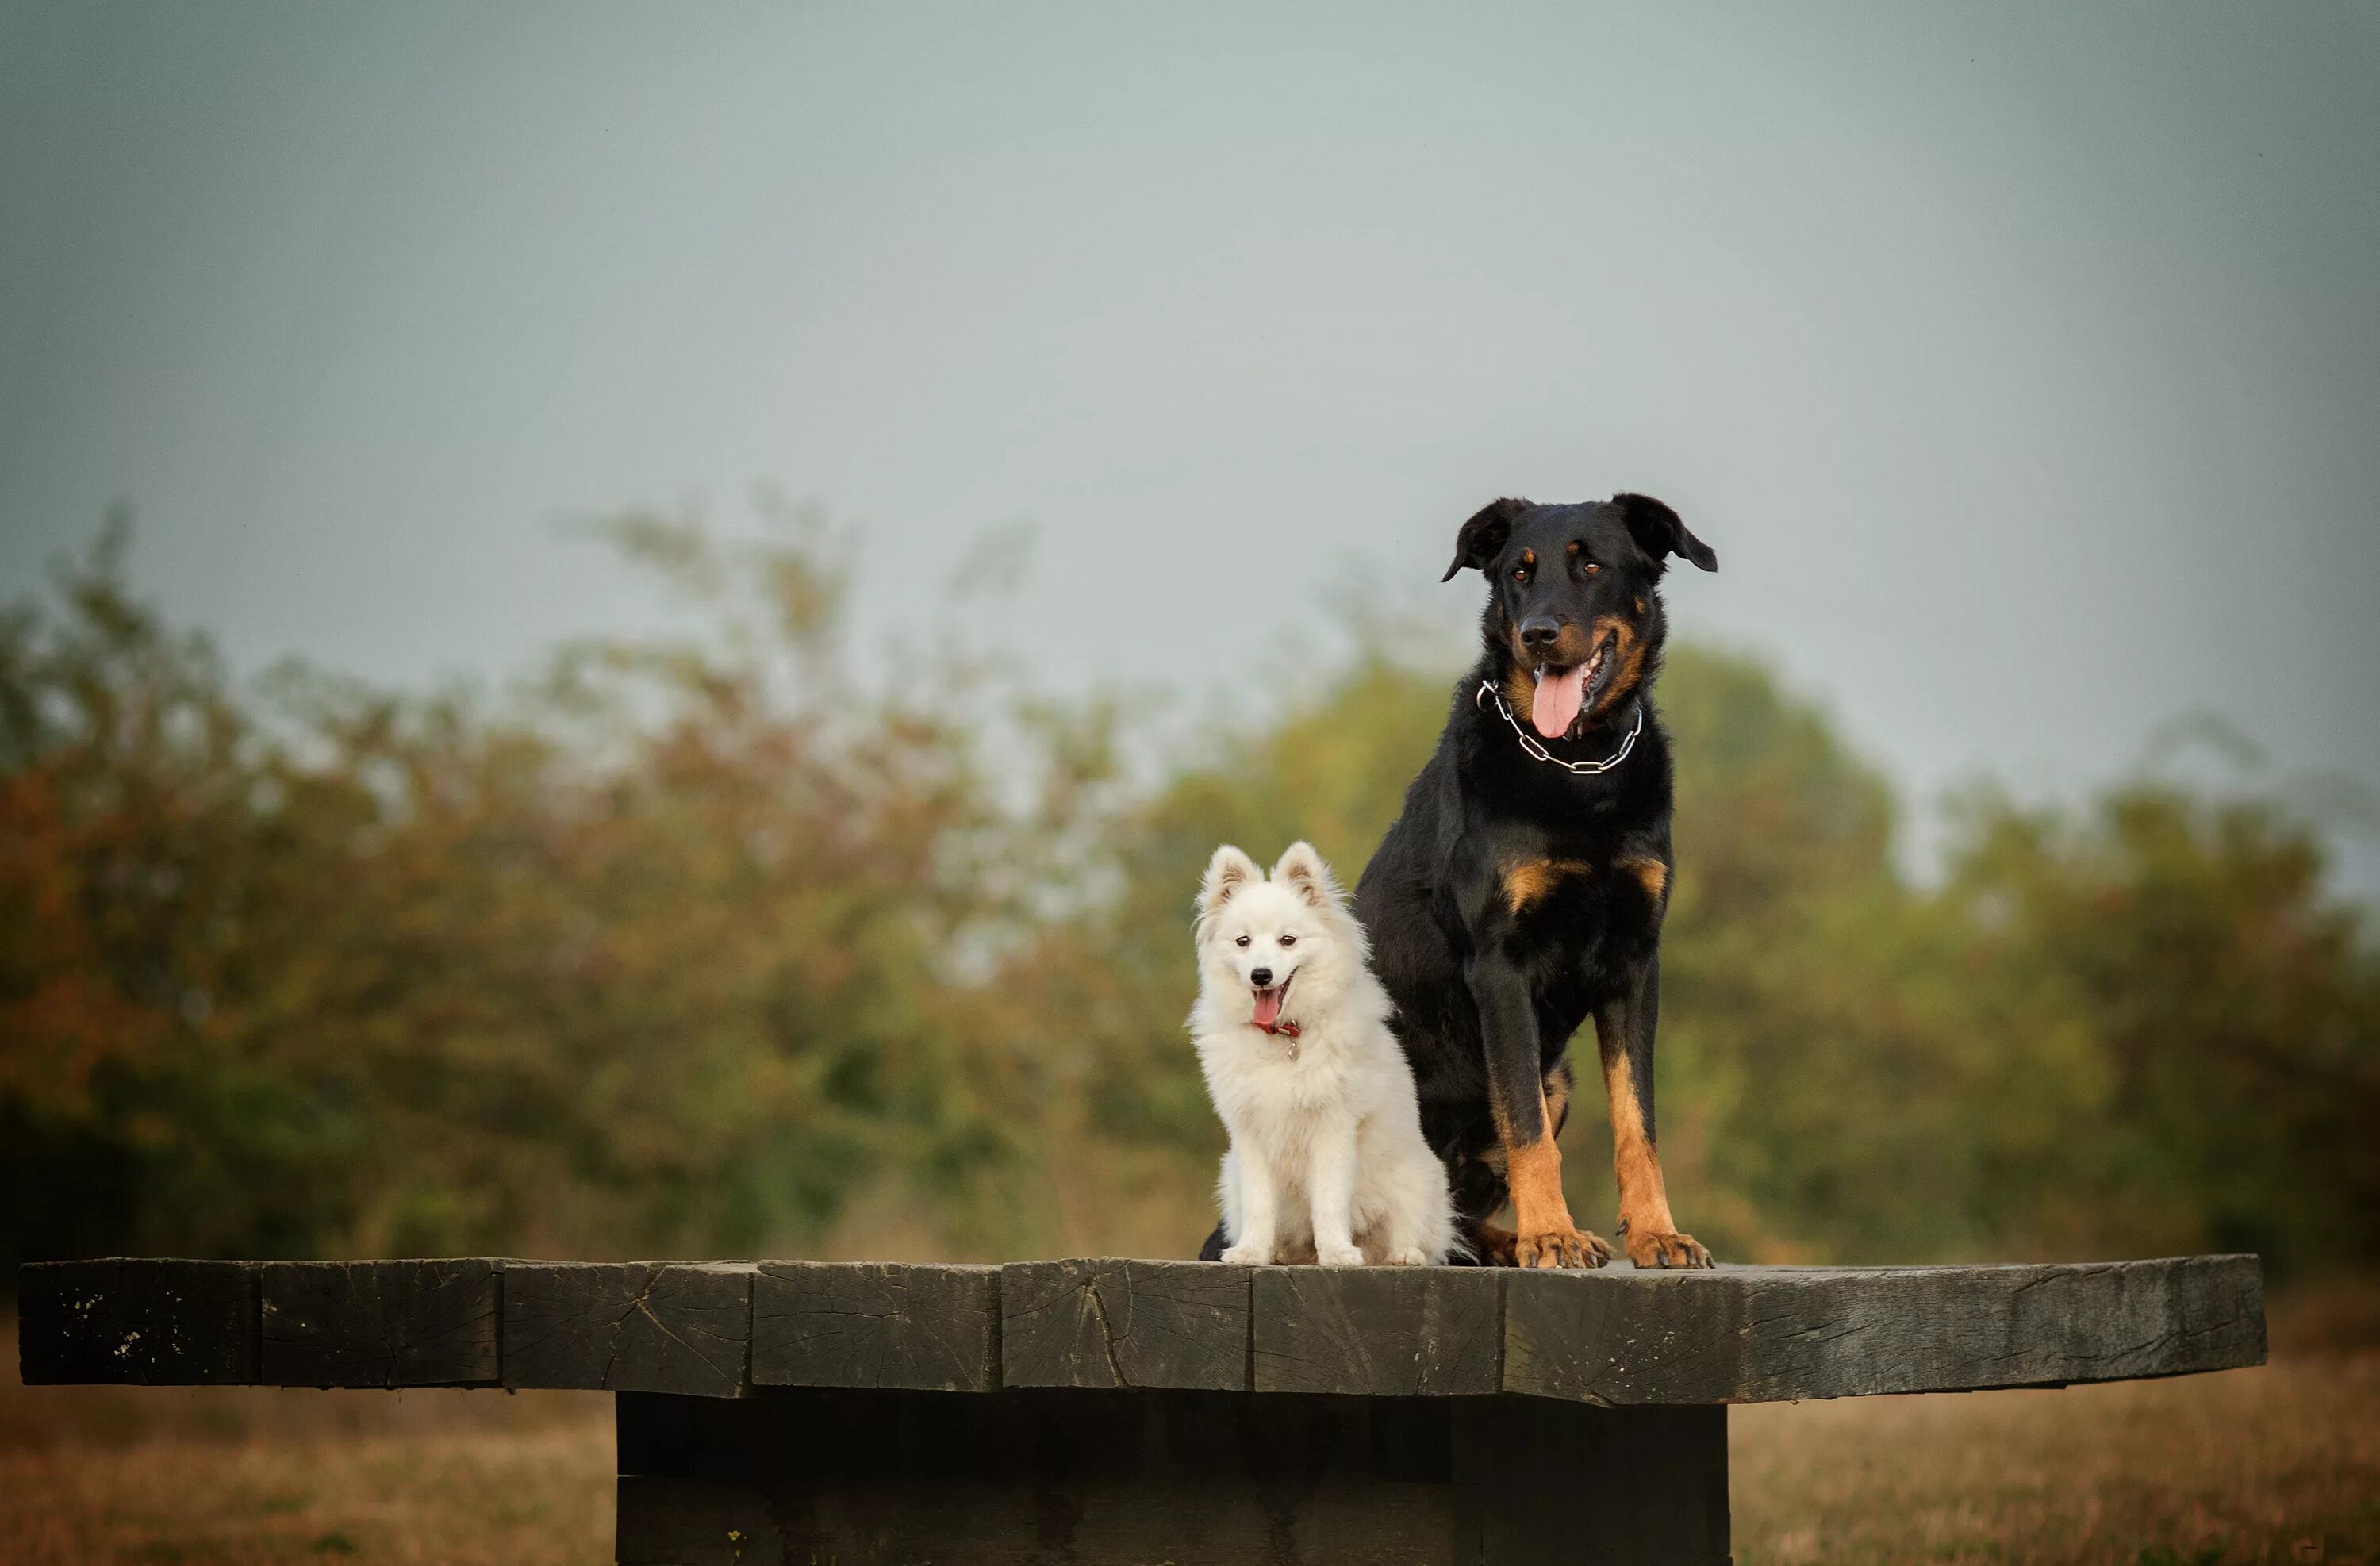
1194,842,1365,1034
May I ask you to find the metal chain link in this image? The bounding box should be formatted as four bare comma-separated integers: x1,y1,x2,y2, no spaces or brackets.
1476,679,1644,776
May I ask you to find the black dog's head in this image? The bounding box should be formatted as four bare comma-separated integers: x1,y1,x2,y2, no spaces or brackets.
1442,494,1717,741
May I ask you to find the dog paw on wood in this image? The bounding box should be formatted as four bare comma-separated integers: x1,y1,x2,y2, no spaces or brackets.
1621,1224,1714,1269
1514,1222,1613,1269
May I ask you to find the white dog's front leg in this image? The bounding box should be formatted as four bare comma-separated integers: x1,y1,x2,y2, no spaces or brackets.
1219,1137,1280,1265
1308,1115,1364,1266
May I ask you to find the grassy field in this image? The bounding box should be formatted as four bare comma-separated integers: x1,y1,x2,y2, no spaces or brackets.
1731,1360,2378,1564
0,1355,612,1566
6,1290,2374,1565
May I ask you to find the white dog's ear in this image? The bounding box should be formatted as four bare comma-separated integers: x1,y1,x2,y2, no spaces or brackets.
1199,844,1263,924
1272,841,1342,911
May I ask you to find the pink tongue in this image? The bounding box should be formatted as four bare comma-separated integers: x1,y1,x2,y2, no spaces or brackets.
1252,988,1282,1027
1532,666,1586,739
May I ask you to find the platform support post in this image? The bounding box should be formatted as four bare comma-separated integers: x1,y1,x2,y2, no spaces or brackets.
615,1388,1729,1565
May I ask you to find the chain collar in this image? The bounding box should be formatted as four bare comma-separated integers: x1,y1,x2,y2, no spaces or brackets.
1476,679,1645,776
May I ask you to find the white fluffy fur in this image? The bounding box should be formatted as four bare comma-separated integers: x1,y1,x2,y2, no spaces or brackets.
1189,842,1459,1266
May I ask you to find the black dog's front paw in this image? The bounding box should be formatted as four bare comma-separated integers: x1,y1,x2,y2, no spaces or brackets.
1514,1222,1613,1269
1623,1226,1713,1269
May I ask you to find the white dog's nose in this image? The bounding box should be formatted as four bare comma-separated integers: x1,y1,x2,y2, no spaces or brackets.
1250,967,1273,988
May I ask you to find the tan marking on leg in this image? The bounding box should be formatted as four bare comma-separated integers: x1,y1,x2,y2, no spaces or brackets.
1500,1093,1612,1269
1541,1064,1572,1140
1502,858,1593,915
1603,1050,1711,1269
1504,1133,1569,1239
1473,1220,1519,1266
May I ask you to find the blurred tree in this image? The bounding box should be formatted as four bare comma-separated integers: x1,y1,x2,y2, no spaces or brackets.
1943,784,2380,1274
1,515,357,1262
2,518,2372,1276
2,512,1064,1264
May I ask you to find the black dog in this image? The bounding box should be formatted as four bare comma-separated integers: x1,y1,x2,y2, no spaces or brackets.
1353,494,1718,1269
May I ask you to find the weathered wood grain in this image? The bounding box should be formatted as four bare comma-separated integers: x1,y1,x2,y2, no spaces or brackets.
502,1261,750,1398
1503,1253,2267,1404
750,1261,999,1392
1254,1266,1502,1396
1002,1257,1252,1390
259,1259,500,1388
19,1253,2269,1406
16,1260,259,1385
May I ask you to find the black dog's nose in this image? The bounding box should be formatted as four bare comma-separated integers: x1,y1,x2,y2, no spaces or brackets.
1519,616,1562,652
1250,967,1274,988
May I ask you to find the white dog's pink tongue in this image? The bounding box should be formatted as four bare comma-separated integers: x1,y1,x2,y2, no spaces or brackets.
1532,666,1585,739
1252,988,1282,1028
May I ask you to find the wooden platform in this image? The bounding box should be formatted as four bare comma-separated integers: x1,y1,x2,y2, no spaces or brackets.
17,1253,2266,1403
16,1254,2268,1564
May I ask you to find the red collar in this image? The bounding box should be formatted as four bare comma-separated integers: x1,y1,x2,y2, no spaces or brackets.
1256,1020,1300,1038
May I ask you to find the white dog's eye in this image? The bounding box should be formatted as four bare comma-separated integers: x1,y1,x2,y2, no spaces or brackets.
1234,935,1251,947
1278,934,1297,947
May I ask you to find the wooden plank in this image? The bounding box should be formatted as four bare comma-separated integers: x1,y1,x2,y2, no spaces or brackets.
259,1259,500,1388
1254,1267,1501,1396
1451,1398,1730,1564
1503,1253,2267,1404
502,1261,750,1398
750,1261,999,1392
21,1253,2273,1411
615,1477,784,1566
1001,1257,1252,1391
16,1260,259,1385
614,1386,1730,1564
618,1468,1460,1566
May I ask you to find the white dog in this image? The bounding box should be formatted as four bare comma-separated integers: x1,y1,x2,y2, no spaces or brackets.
1190,842,1459,1266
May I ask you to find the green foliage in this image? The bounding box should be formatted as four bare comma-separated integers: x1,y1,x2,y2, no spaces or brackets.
3,520,2373,1275
2,515,1059,1261
1944,782,2380,1265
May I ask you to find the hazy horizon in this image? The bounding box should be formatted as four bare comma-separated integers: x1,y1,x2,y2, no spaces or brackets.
6,2,2376,893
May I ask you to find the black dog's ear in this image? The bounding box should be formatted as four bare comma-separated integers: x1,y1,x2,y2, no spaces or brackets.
1615,493,1718,573
1441,497,1532,582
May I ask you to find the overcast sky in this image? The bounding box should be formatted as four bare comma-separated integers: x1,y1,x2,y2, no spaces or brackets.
5,2,2376,892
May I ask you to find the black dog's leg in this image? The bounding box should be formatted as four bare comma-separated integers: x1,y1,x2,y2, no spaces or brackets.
1593,953,1712,1269
1468,950,1610,1269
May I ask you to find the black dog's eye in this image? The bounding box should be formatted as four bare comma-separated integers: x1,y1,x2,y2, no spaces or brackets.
1234,935,1251,948
1279,934,1297,947
1584,562,1600,576
1511,566,1528,582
